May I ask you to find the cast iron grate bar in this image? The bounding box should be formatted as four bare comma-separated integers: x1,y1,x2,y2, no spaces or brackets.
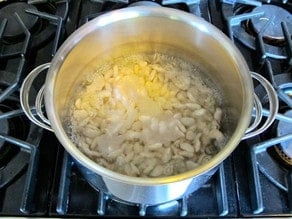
0,107,36,188
0,19,7,46
138,204,147,216
254,19,270,67
180,196,188,216
0,14,31,59
57,151,231,216
222,0,262,6
0,13,30,103
222,0,264,42
281,21,292,70
262,108,292,123
136,195,188,216
25,9,65,56
287,170,292,213
0,152,30,189
56,151,73,215
0,133,39,214
249,144,263,214
0,108,29,120
265,61,277,87
249,134,292,214
216,162,229,216
265,60,292,108
226,11,264,42
97,191,108,215
0,58,25,102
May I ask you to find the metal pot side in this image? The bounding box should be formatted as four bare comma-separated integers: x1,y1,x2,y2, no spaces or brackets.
76,156,218,204
44,6,254,204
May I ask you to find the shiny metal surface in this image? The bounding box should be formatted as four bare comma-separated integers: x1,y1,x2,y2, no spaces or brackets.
22,6,257,204
243,72,279,139
20,63,53,132
75,157,218,204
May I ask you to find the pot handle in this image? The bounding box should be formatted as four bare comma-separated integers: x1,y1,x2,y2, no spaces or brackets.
20,67,278,138
242,72,279,140
20,63,54,132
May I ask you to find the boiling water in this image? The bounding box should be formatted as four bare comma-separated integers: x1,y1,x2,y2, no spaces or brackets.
66,52,228,177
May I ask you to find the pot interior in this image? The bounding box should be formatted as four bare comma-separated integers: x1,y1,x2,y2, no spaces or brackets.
46,7,253,183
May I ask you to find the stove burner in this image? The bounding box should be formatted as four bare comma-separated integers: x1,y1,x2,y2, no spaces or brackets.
251,5,292,41
277,109,292,164
222,3,291,59
253,74,292,166
0,3,38,39
0,100,27,167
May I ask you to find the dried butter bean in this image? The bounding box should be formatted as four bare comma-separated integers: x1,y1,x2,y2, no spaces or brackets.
180,142,195,153
149,70,156,81
193,109,206,117
150,165,164,177
186,160,199,170
177,121,187,133
147,143,163,151
179,150,193,158
143,161,156,174
162,147,172,163
180,117,195,127
186,130,195,141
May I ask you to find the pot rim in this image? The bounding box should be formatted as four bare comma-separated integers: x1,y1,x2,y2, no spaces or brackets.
45,6,254,186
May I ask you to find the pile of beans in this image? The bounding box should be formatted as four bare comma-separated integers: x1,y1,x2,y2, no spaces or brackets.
68,53,225,177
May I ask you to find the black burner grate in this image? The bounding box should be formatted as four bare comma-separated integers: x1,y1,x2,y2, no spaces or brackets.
0,0,69,216
49,152,237,217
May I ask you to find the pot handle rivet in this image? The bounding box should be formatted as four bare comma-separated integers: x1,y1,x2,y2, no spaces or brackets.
20,63,54,132
242,72,279,140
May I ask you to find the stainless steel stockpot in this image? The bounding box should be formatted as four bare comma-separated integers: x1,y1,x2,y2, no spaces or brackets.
20,6,278,205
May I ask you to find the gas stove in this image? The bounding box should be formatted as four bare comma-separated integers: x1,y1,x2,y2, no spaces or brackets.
0,0,291,217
